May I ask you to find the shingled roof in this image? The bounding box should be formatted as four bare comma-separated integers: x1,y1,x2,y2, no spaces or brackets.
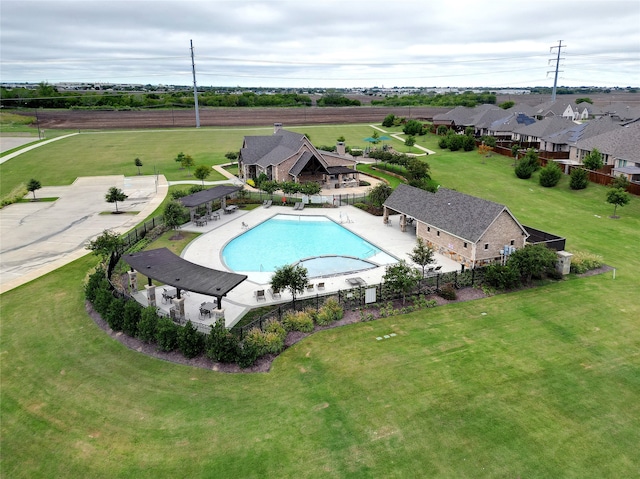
179,185,242,208
383,184,527,243
575,121,640,163
240,129,307,168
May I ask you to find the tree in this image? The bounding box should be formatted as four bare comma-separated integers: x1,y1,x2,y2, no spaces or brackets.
368,183,392,208
134,157,143,175
462,135,475,151
405,135,416,147
382,114,396,127
575,97,593,104
610,174,629,190
382,260,422,304
499,100,515,109
271,264,308,307
507,244,557,284
403,119,423,136
194,164,211,185
436,125,449,136
299,181,322,196
163,200,187,230
224,151,239,164
583,148,603,171
606,188,630,218
407,237,435,278
406,157,431,182
570,168,589,190
105,186,127,213
260,180,280,195
181,154,195,175
539,161,562,187
87,229,124,263
174,152,186,166
515,149,540,179
371,130,380,143
26,178,41,200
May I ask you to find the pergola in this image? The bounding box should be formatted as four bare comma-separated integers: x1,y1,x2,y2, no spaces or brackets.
123,247,247,311
179,185,242,222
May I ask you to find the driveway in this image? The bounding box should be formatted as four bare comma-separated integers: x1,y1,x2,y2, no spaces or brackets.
0,175,167,293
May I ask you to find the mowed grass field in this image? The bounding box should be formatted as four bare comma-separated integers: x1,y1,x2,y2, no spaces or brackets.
1,124,639,478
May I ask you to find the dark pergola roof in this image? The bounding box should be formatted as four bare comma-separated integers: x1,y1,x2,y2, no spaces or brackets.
326,166,357,174
179,185,242,208
123,248,247,298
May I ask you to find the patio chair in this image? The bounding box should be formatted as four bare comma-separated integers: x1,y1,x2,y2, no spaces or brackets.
255,290,266,302
293,202,300,210
264,200,272,208
298,202,305,210
268,288,281,299
242,222,249,229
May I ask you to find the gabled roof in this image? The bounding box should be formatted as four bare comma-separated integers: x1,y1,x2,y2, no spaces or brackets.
574,121,640,163
240,129,308,168
533,100,577,117
542,116,619,145
488,112,536,133
383,184,527,243
289,150,316,177
432,104,499,126
513,116,576,137
473,108,513,129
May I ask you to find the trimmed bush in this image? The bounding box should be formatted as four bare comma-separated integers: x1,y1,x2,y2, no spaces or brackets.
156,317,178,352
178,321,205,359
315,298,343,325
206,319,239,363
122,300,142,337
105,297,125,331
484,264,521,290
539,162,563,187
137,306,159,343
570,251,604,274
570,168,589,190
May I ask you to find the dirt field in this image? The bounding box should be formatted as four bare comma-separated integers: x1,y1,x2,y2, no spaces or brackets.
16,92,640,130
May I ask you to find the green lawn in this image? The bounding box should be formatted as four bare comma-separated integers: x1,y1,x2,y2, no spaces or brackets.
1,123,639,478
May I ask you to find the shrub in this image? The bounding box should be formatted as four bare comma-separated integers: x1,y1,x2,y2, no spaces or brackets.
515,159,536,179
539,162,562,187
94,288,115,317
438,137,448,149
156,317,178,352
282,310,314,332
206,319,239,363
321,298,343,321
122,300,142,337
439,283,457,300
462,135,475,151
105,297,125,331
137,306,159,343
178,321,205,359
484,264,521,290
237,341,261,369
84,267,107,302
570,251,604,274
242,326,285,356
570,168,589,190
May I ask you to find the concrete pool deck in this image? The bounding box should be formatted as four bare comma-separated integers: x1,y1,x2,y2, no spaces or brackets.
132,204,461,329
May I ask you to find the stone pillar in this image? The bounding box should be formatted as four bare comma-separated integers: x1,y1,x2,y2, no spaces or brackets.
172,297,186,320
145,284,157,307
400,214,406,232
383,206,389,224
556,251,573,275
127,271,138,293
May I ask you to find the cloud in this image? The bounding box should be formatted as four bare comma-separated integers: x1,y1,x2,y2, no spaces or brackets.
1,0,638,88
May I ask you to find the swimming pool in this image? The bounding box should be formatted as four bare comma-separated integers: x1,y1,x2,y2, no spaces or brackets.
222,214,396,277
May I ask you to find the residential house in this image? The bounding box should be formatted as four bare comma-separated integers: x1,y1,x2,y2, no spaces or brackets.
383,184,529,269
600,102,640,123
541,116,620,160
238,123,359,188
573,121,640,180
533,100,589,121
512,116,576,146
484,112,536,140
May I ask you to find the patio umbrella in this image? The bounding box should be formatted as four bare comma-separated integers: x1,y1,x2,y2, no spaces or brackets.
378,135,391,141
363,137,377,143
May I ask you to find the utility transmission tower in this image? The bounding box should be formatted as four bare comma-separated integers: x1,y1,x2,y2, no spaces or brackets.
548,40,566,102
190,39,200,128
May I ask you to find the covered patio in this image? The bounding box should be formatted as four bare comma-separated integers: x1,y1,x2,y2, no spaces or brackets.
123,247,247,323
179,185,242,224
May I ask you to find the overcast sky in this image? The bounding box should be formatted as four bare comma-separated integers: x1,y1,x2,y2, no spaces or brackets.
1,0,639,89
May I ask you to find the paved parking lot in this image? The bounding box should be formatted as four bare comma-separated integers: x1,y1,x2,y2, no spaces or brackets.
0,175,166,293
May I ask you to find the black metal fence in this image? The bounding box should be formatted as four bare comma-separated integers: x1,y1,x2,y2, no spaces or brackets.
235,268,487,339
242,191,371,207
119,215,165,251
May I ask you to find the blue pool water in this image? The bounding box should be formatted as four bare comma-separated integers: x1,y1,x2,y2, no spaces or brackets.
222,214,393,276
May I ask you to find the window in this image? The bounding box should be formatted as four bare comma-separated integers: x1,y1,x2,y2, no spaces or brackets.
510,240,515,246
427,226,431,232
463,242,468,248
484,243,489,250
436,231,440,237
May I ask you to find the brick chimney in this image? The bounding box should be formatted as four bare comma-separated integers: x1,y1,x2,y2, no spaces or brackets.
274,122,283,133
336,141,346,155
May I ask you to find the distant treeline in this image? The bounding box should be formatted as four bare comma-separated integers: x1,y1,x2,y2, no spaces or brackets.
371,91,497,108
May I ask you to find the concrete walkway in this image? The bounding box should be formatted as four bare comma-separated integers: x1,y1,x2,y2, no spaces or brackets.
369,124,436,155
0,133,80,164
